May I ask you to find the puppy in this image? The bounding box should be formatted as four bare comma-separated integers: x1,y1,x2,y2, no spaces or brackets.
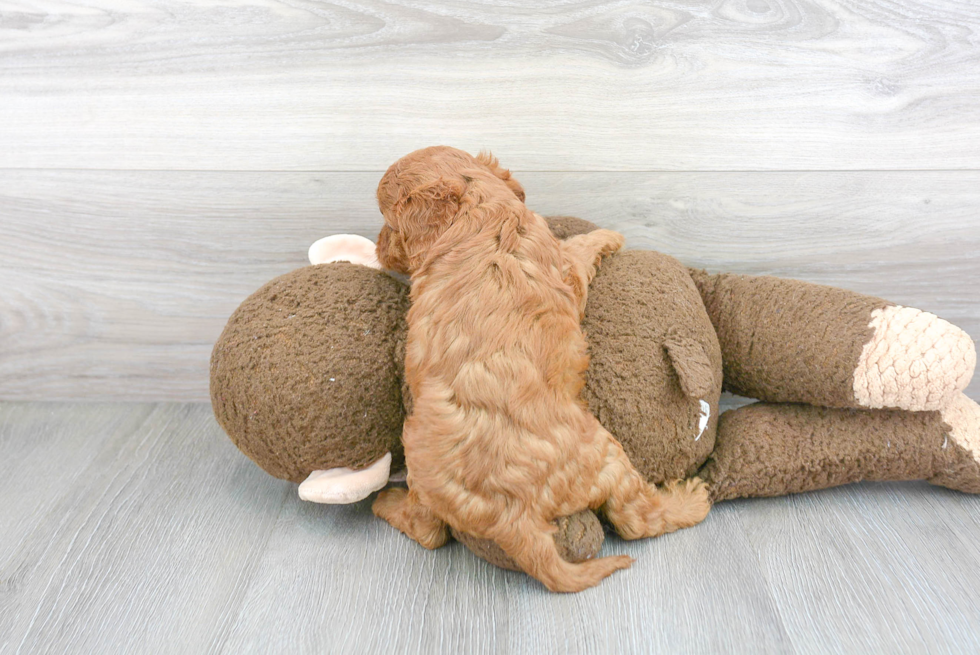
372,146,710,592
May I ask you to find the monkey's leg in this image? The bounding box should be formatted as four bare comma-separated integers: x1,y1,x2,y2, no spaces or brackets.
700,395,980,502
689,270,975,412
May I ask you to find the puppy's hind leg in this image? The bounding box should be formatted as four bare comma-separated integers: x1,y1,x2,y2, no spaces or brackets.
493,518,633,593
373,487,449,549
592,430,711,539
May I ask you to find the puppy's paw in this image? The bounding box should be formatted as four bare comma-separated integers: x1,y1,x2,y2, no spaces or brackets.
372,488,449,549
592,229,626,260
372,487,408,521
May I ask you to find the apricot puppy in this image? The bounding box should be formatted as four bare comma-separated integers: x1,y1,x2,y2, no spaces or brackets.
372,146,710,592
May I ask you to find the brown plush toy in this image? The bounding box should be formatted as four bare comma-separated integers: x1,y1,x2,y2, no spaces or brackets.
211,217,979,572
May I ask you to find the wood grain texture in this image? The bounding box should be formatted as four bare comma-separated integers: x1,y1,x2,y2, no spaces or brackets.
0,403,290,655
3,402,980,654
2,169,977,401
0,403,154,570
737,483,980,654
221,488,794,654
1,0,979,171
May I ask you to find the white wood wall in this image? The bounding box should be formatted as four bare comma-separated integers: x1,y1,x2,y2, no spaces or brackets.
1,0,978,401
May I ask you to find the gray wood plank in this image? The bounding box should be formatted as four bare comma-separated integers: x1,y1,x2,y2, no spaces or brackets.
5,402,980,653
220,495,793,655
218,497,508,654
0,403,154,571
504,505,793,655
0,403,290,655
1,1,979,171
2,170,977,401
737,482,980,654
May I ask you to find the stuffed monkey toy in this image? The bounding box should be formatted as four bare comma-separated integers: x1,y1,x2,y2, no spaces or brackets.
212,217,978,573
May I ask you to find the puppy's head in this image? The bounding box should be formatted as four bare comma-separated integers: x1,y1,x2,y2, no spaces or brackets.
376,146,525,274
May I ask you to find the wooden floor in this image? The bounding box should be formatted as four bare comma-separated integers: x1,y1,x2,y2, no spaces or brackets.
2,0,980,652
3,401,980,654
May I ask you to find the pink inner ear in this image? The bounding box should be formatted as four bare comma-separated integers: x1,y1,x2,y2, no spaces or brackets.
308,234,382,269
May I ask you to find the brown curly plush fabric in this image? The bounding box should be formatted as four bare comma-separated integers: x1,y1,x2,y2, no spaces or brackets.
582,252,722,482
688,270,892,408
700,402,980,501
545,215,603,240
210,263,409,483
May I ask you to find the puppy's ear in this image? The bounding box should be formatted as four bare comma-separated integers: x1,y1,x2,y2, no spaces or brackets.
400,177,465,220
376,223,410,275
477,151,525,202
389,176,466,272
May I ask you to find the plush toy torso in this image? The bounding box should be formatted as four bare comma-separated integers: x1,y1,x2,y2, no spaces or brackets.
581,248,721,483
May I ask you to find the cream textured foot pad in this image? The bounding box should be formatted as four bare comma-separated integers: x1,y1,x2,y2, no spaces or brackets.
308,234,381,269
298,452,392,504
853,306,976,411
942,394,980,461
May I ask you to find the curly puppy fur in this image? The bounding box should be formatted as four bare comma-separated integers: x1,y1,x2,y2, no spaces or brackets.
372,146,711,592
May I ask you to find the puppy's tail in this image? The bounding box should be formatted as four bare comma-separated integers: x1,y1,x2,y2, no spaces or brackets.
494,520,632,593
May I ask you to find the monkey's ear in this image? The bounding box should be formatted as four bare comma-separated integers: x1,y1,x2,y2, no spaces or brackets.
477,151,525,202
664,327,715,399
